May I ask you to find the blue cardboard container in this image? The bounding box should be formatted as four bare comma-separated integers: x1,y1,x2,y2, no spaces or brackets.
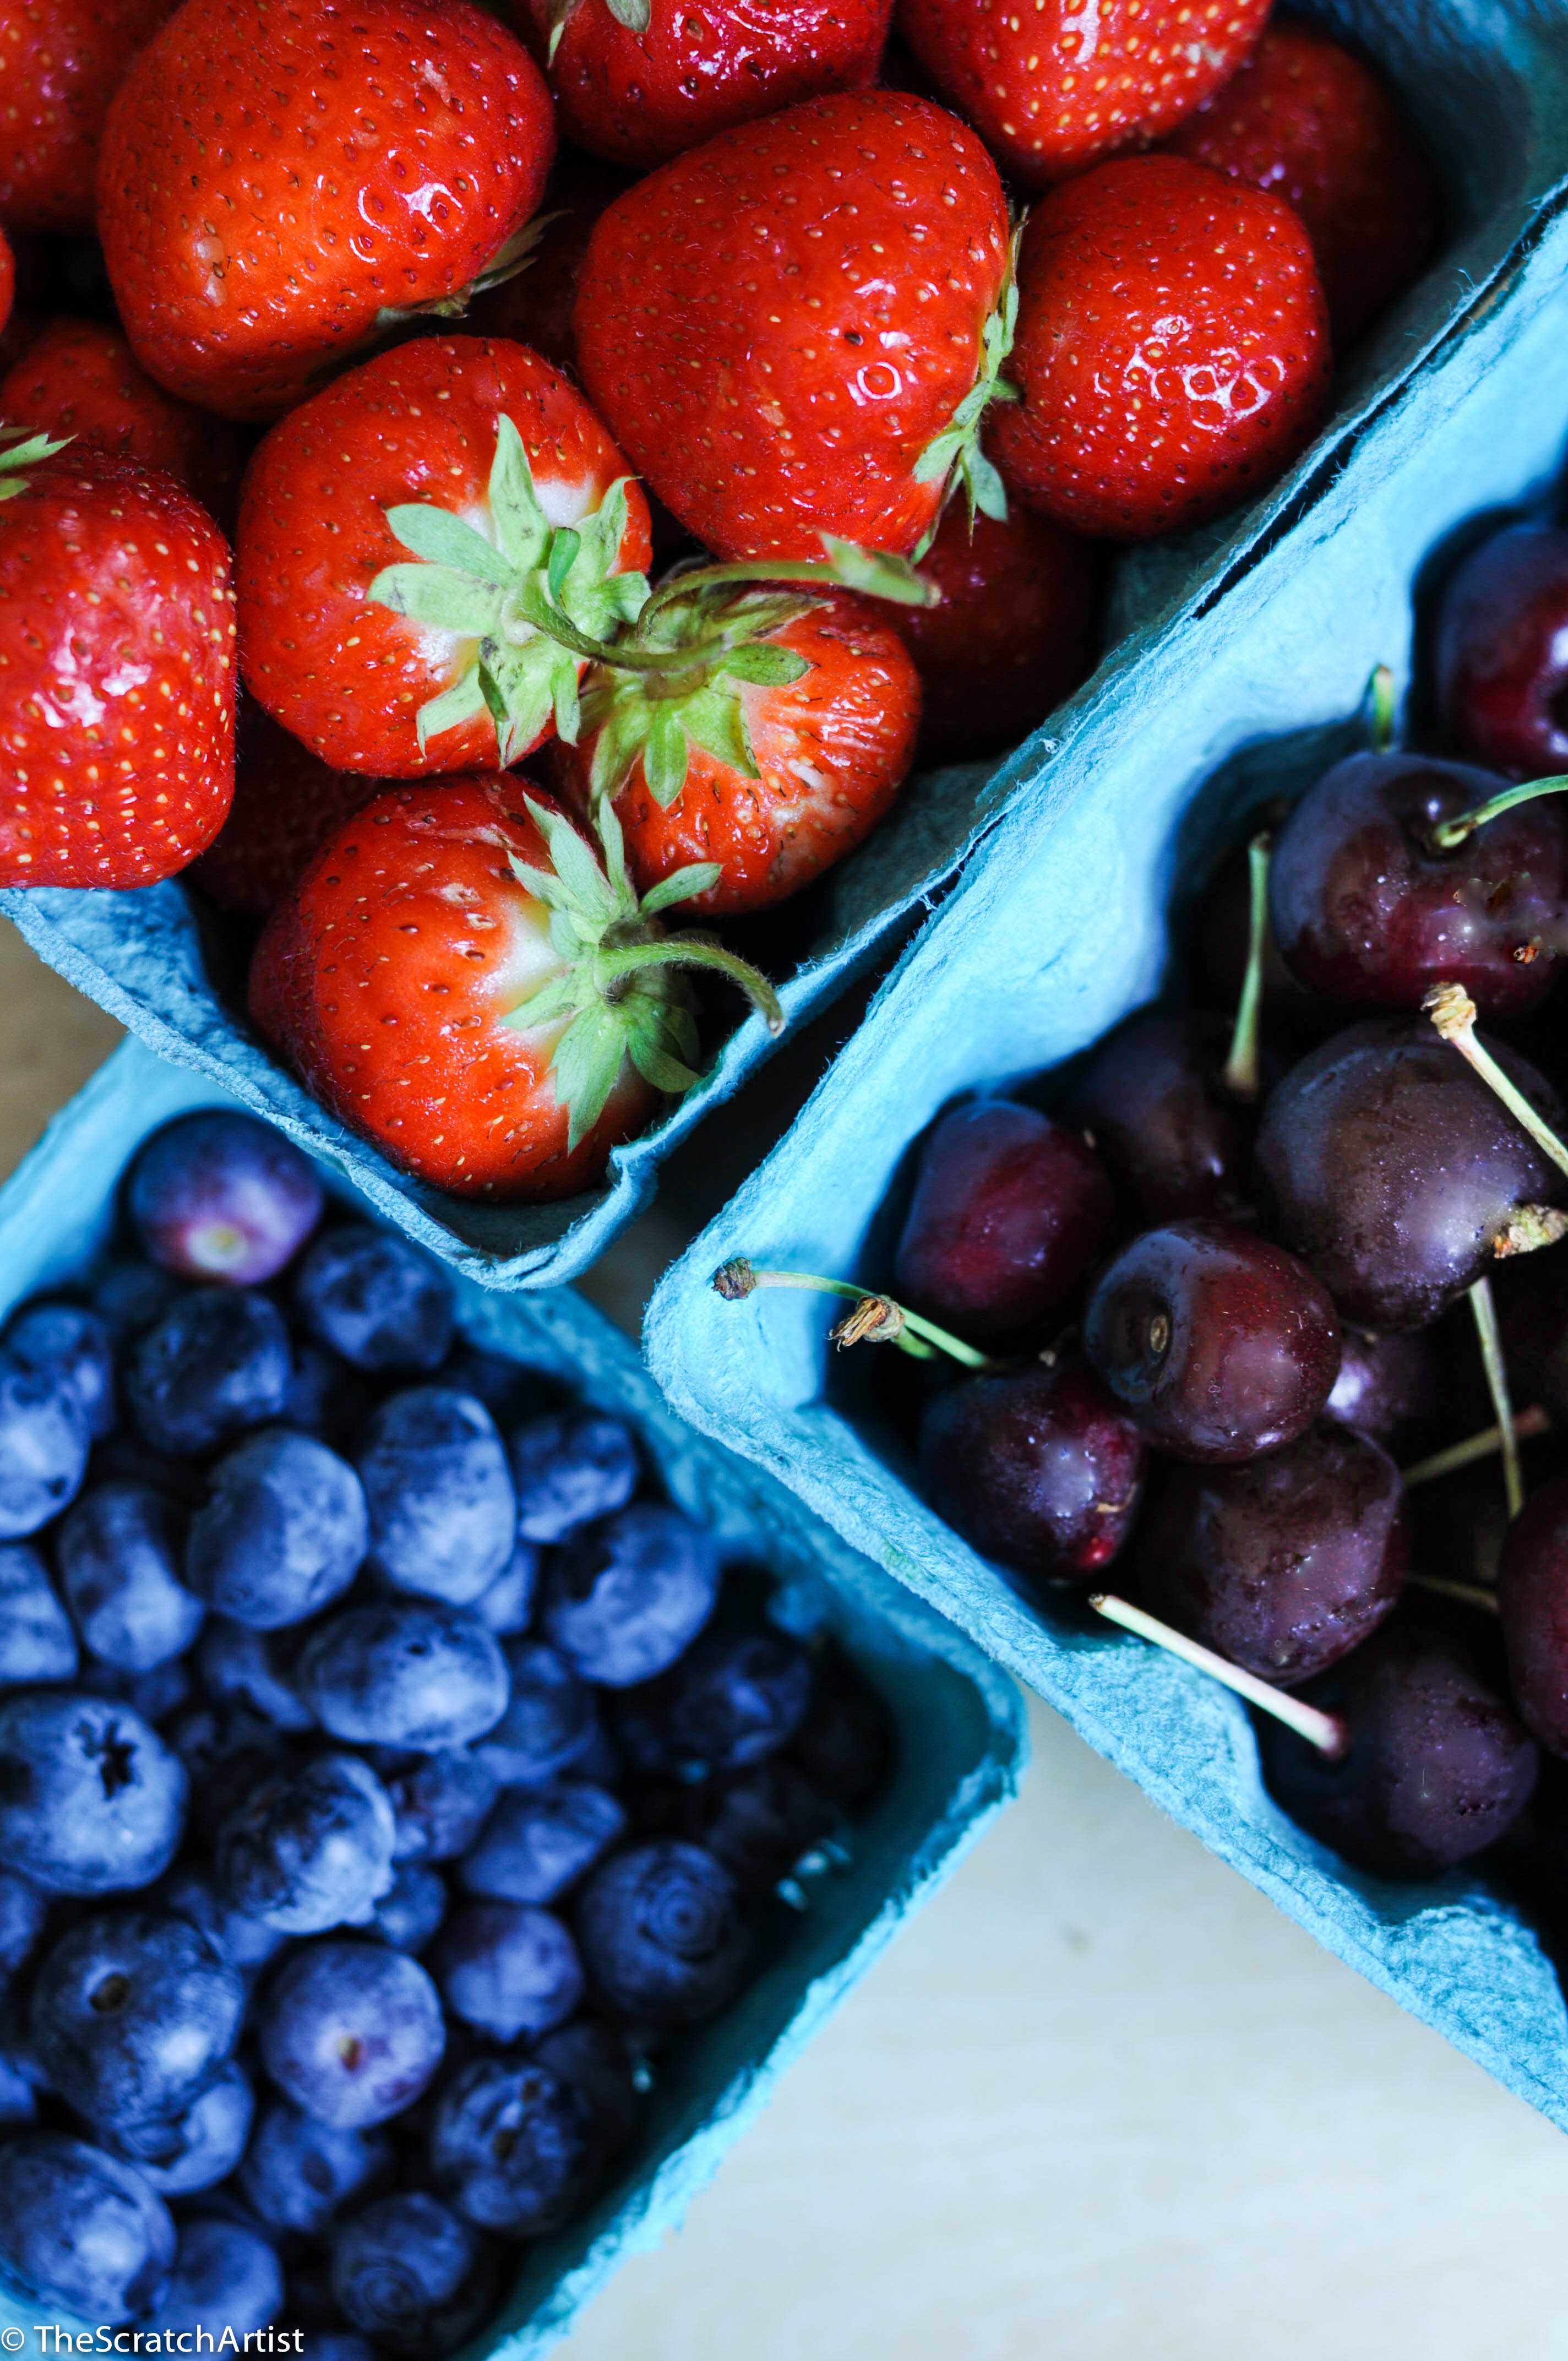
644,237,1568,2126
0,1036,1024,2358
7,0,1568,1291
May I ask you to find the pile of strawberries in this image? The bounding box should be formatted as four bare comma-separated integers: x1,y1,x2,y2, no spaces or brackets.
0,0,1442,1203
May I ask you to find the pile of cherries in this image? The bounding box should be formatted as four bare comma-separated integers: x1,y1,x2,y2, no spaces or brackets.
725,494,1568,1896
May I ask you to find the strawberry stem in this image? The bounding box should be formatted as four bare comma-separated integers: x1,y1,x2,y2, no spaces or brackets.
596,936,784,1036
1222,831,1271,1103
1428,774,1568,851
1087,1594,1349,1758
709,1259,995,1368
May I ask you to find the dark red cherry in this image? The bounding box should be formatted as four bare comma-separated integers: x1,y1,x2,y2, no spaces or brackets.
1066,1011,1250,1225
1324,1328,1438,1443
1499,1252,1568,1421
892,1100,1115,1350
1082,1219,1341,1462
919,1351,1145,1586
1136,1422,1407,1685
1434,519,1568,779
1269,752,1568,1018
1260,1614,1538,1876
1498,1475,1568,1754
1255,1018,1567,1329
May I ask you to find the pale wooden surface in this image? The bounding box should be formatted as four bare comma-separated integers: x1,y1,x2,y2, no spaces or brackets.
7,917,1568,2361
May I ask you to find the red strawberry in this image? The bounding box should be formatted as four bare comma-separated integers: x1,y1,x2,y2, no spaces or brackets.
0,0,176,233
573,90,1012,563
192,708,385,918
990,155,1331,542
96,0,556,421
1164,21,1442,351
0,431,235,885
466,151,633,376
248,774,781,1200
894,0,1267,186
514,0,892,172
0,232,12,339
889,494,1104,766
236,334,652,777
0,315,249,520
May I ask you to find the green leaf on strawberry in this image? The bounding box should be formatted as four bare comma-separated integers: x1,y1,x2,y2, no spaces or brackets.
912,221,1023,547
0,425,71,503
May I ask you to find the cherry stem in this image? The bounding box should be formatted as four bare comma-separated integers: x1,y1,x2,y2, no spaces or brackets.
1367,663,1396,753
1400,1403,1550,1487
1468,1275,1523,1521
596,938,785,1036
1222,830,1272,1102
1424,982,1568,1181
1087,1594,1349,1758
1428,773,1568,852
1407,1572,1501,1615
708,1260,995,1368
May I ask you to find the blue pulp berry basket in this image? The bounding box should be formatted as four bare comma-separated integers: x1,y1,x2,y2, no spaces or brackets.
7,0,1568,1292
0,1035,1024,2359
643,226,1568,2128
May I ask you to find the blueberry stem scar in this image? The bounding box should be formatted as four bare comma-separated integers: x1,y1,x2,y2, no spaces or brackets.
1468,1275,1523,1521
1424,980,1568,1180
1400,1403,1550,1487
709,1259,995,1368
1086,1592,1349,1758
1222,829,1272,1103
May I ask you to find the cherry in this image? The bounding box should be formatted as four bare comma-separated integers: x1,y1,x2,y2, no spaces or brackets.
1268,751,1568,1018
1499,1252,1568,1422
1135,1421,1408,1684
1255,1017,1568,1328
892,1100,1116,1351
1067,1011,1251,1225
1434,519,1568,780
1325,1328,1437,1442
1082,1218,1340,1462
1498,1474,1568,1755
918,1350,1145,1587
1260,1612,1539,1876
1186,831,1343,1051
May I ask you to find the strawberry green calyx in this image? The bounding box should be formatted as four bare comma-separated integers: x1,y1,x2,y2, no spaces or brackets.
912,221,1022,543
505,796,784,1147
373,216,562,335
0,426,71,503
366,416,650,763
545,0,647,62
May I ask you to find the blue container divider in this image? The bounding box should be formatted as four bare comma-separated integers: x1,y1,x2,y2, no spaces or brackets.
0,1036,1024,2359
644,238,1568,2128
7,0,1568,1290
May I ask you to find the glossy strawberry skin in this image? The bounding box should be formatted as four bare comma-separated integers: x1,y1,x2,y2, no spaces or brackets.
890,496,1104,766
0,0,176,232
516,0,892,172
0,447,235,885
992,155,1332,543
573,89,1010,562
0,316,249,521
1165,23,1442,351
192,708,386,918
0,233,12,337
249,775,657,1200
235,335,652,776
96,0,556,421
895,0,1267,187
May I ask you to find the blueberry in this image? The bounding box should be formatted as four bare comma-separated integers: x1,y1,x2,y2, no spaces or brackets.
187,1429,367,1629
0,1542,78,1684
105,2060,255,2194
126,1288,292,1457
57,1483,204,1673
279,1341,375,1452
0,1691,186,1893
542,1505,721,1687
197,1619,316,1732
148,2214,282,2343
331,2191,493,2358
531,2019,642,2156
155,1864,287,1977
5,1302,116,1439
217,1754,396,1935
29,1909,245,2132
129,1110,324,1285
239,2098,391,2237
440,1344,557,1428
459,1784,626,1906
0,1356,90,1538
371,1863,447,1954
0,2050,35,2130
433,1899,584,2042
259,1939,445,2129
508,1411,640,1544
575,1841,753,2028
88,1256,187,1346
0,1870,48,1987
472,1539,538,1636
297,1602,509,1751
355,1387,515,1607
613,1629,815,1778
428,2051,600,2235
80,1653,194,1726
295,1228,453,1374
0,2131,175,2320
474,1640,599,1786
167,1700,295,1847
787,1644,896,1812
384,1748,498,1864
682,1760,837,1893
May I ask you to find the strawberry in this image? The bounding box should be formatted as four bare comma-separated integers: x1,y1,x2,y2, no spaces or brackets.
0,232,12,339
1164,21,1442,351
235,334,652,777
248,773,782,1200
96,0,556,421
466,151,632,376
191,708,385,918
893,0,1267,186
573,89,1013,563
514,0,892,172
0,0,176,233
888,493,1104,766
0,429,235,885
990,155,1331,542
0,315,248,521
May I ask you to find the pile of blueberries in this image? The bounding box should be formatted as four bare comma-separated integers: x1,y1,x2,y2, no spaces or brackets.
0,1111,890,2353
